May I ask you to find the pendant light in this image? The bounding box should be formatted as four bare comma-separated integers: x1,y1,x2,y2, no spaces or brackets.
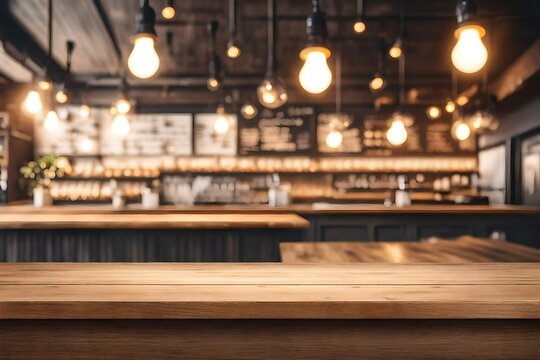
426,106,442,120
111,114,131,137
241,99,258,120
55,41,75,105
23,87,43,115
161,0,175,20
257,0,287,109
207,21,223,92
445,99,456,113
466,57,498,133
369,38,387,93
128,0,160,79
114,79,132,115
451,0,487,74
214,104,230,134
353,0,366,34
299,0,332,94
43,0,59,131
450,69,471,141
386,37,412,146
226,0,241,59
325,48,345,149
389,1,404,59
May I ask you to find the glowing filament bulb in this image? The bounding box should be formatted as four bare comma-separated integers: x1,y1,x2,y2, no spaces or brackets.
452,26,488,74
111,114,130,136
299,48,332,94
386,120,408,146
325,130,343,149
23,90,43,114
227,44,241,59
44,110,60,130
128,36,160,79
115,98,131,115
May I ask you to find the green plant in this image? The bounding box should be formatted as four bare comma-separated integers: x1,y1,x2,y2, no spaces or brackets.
19,154,71,193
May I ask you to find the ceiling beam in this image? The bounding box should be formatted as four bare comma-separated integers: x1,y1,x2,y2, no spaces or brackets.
92,0,123,76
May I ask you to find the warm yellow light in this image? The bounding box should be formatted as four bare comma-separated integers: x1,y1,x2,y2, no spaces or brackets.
456,95,469,106
213,113,230,134
44,110,60,130
38,80,51,91
325,130,343,149
369,76,385,92
161,6,175,19
452,120,471,141
111,114,130,136
128,35,160,79
353,20,366,34
23,90,43,114
207,77,220,92
426,106,441,119
257,78,288,109
78,136,95,153
227,45,241,59
55,90,68,104
445,100,456,113
452,25,488,74
389,40,402,59
299,47,332,94
386,119,408,146
115,98,131,115
241,103,258,119
80,104,91,118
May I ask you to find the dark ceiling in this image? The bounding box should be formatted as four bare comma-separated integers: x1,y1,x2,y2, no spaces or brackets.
2,0,540,106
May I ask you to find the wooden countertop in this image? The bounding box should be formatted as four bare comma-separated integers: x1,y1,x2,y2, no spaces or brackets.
3,203,540,215
1,263,539,320
0,213,309,230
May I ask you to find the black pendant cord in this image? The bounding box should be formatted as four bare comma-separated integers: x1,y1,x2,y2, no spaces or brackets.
451,67,459,120
398,47,405,107
228,0,237,40
267,0,276,75
335,47,342,115
398,0,405,39
48,0,54,109
65,40,75,75
481,21,491,95
356,0,364,18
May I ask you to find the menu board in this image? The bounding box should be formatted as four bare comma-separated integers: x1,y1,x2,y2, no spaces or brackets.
317,113,362,153
35,106,100,156
239,107,313,155
101,113,192,156
194,113,237,156
426,120,476,153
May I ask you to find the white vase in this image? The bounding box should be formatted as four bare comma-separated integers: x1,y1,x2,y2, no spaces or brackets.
33,187,53,208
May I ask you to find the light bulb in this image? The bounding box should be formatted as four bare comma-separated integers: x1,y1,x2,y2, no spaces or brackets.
241,102,258,120
207,77,220,92
452,25,488,74
445,100,456,113
257,77,288,109
128,36,160,79
386,120,408,146
227,44,241,59
44,110,60,130
55,90,68,104
325,130,343,149
467,110,495,133
299,47,332,94
78,136,95,153
80,104,91,118
161,6,175,19
456,95,469,106
23,90,43,114
111,114,130,136
369,74,385,92
353,19,366,34
213,114,230,134
451,120,471,141
389,39,402,59
426,106,442,119
38,80,51,91
115,98,131,115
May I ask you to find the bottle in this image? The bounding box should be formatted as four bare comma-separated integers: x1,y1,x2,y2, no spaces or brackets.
395,175,411,207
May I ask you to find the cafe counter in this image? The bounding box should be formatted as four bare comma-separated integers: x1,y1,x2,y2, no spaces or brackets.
0,204,539,261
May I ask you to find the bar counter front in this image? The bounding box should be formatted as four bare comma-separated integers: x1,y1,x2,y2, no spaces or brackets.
1,204,540,262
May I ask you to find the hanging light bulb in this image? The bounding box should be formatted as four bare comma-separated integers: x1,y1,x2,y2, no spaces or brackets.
257,77,288,109
128,0,160,79
353,0,366,33
325,129,343,149
369,73,386,92
44,110,60,130
451,0,487,74
426,106,442,119
38,80,52,91
79,104,91,118
451,119,471,141
23,89,43,115
386,118,408,146
389,38,402,59
207,77,221,92
226,42,241,59
213,105,230,134
55,89,68,104
353,19,366,34
161,0,175,19
299,0,332,94
207,21,223,91
456,95,469,106
445,99,456,113
226,0,241,59
111,114,130,136
115,98,131,115
241,101,258,120
467,110,495,133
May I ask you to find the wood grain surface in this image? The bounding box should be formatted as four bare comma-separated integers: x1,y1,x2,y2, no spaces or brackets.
0,213,310,229
280,236,540,264
1,263,539,319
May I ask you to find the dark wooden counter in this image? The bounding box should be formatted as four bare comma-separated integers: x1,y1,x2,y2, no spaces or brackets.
0,263,539,359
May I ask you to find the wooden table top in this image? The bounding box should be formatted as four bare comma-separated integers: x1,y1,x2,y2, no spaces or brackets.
281,237,540,264
0,213,309,229
1,262,539,320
